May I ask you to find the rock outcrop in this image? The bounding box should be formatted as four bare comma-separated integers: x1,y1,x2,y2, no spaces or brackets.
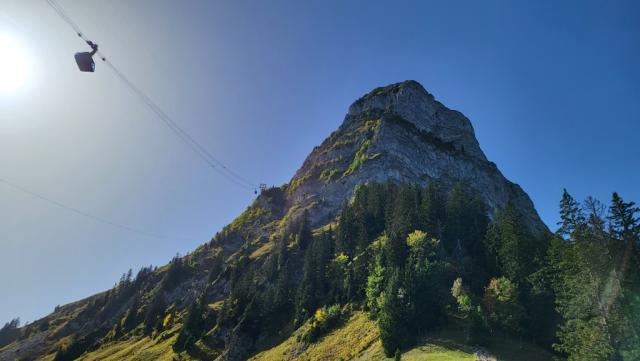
286,80,547,235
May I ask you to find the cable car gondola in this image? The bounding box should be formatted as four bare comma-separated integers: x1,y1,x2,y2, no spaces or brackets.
74,40,98,72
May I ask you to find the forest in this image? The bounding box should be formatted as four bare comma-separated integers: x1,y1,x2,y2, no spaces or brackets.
3,182,637,361
207,182,640,360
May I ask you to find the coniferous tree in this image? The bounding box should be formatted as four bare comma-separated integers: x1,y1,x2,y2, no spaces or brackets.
297,210,313,250
0,318,20,348
121,296,141,332
387,185,420,240
143,291,166,335
336,203,358,256
486,204,536,283
174,296,206,352
444,182,489,287
295,238,318,325
327,252,349,304
608,192,640,265
420,182,445,239
366,234,388,315
606,192,640,359
378,269,409,357
557,189,586,238
550,194,615,360
404,230,446,334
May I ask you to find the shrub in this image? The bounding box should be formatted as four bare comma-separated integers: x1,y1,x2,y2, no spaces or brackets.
301,304,342,342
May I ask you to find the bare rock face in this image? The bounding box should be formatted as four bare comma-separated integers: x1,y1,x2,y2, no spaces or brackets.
286,80,547,235
347,80,486,161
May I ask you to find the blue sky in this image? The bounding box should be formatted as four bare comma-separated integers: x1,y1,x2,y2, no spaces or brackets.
1,0,638,325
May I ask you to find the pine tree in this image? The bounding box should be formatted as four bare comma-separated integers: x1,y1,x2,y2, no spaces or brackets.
366,234,388,315
606,192,640,359
444,182,488,260
143,291,166,335
489,204,536,282
608,192,640,255
387,185,420,240
0,318,21,348
378,269,409,357
557,189,585,238
420,182,445,238
549,194,618,360
174,297,205,352
404,230,446,334
295,239,318,325
336,203,358,256
122,296,141,331
297,210,313,250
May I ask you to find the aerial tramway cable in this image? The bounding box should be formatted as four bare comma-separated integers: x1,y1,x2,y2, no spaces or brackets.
45,0,259,192
0,177,189,241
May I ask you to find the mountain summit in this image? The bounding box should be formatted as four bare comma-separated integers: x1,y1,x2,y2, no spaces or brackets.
286,80,546,234
1,80,549,361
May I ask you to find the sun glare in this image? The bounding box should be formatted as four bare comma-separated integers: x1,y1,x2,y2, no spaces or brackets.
0,33,30,93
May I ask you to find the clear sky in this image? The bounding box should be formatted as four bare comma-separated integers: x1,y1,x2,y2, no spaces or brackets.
1,0,638,325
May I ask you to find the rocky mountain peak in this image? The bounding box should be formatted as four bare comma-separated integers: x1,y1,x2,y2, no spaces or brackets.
284,80,546,235
347,80,486,161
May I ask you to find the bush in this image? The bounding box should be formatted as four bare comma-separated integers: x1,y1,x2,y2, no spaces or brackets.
301,305,342,342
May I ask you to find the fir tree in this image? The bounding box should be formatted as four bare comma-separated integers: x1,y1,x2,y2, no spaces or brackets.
557,189,585,238
378,269,409,357
297,210,313,250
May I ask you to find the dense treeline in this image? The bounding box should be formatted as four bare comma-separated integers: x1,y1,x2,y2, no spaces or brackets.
212,182,520,356
546,191,640,360
40,181,639,360
210,182,640,360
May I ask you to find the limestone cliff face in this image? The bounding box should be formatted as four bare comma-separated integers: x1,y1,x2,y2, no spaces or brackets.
286,80,547,235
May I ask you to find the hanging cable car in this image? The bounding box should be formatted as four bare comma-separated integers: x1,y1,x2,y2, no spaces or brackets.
74,40,99,72
48,0,261,192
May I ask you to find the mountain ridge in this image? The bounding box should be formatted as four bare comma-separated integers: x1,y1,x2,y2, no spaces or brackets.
0,80,549,361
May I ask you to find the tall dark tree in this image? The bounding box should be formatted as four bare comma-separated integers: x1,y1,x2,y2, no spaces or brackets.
295,232,333,324
608,192,640,259
174,296,206,352
557,189,585,238
143,291,166,335
387,185,420,240
0,318,20,348
606,192,640,359
297,210,313,250
444,182,488,260
378,269,409,357
336,203,358,256
420,182,445,239
121,296,141,331
485,204,536,283
404,230,446,334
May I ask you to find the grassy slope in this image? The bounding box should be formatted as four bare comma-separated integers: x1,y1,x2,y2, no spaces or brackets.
250,311,556,361
43,326,206,361
75,335,177,361
249,311,383,361
43,311,556,361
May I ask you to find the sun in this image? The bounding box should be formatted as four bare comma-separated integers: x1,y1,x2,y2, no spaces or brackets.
0,33,30,93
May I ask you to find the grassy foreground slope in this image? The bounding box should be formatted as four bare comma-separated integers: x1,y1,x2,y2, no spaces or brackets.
43,325,206,361
250,311,556,361
38,310,556,361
